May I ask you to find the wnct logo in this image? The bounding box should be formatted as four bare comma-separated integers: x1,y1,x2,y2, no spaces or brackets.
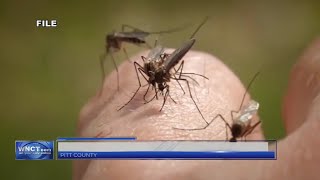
18,146,41,152
15,141,54,160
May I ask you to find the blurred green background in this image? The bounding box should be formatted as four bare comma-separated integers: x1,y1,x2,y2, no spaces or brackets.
1,0,319,179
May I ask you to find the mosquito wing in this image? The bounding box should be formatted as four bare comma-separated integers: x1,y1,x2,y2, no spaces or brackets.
238,100,260,123
146,45,165,60
163,38,196,72
115,31,150,39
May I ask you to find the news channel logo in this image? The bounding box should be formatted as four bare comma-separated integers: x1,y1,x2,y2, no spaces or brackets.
15,141,54,160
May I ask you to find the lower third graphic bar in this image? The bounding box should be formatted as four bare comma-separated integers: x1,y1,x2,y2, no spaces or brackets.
57,140,276,160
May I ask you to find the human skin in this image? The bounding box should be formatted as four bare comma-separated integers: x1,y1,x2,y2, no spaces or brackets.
73,38,320,180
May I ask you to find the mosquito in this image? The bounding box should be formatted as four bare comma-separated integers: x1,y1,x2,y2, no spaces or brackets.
174,72,261,142
100,23,190,90
118,17,210,124
127,39,201,104
141,46,204,104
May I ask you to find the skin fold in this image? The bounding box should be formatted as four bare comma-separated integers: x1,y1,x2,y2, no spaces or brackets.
74,38,320,180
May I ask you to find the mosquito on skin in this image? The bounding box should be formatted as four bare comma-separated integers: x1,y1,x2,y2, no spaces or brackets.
140,42,206,105
100,23,190,90
136,33,204,103
174,72,261,142
118,17,210,125
124,39,201,104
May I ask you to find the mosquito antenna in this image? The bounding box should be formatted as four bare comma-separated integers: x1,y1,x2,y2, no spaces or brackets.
189,16,209,39
236,71,261,112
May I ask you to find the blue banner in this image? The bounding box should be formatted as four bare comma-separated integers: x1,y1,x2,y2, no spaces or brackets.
57,151,275,160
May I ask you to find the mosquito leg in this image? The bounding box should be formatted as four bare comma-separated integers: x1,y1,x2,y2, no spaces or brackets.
177,60,185,79
175,61,200,102
179,74,200,86
117,84,140,111
159,85,169,111
99,54,107,82
142,83,149,87
173,113,226,131
191,76,200,103
177,72,209,87
167,87,177,104
180,72,209,80
123,48,132,63
183,78,205,122
225,122,229,141
141,56,146,63
174,62,200,102
177,72,199,102
136,65,149,83
172,61,186,94
215,113,233,141
177,73,208,101
117,62,146,110
172,72,185,94
243,120,262,141
143,84,158,104
144,89,158,104
107,52,119,91
143,84,151,102
168,94,177,104
230,110,240,122
172,77,208,124
155,85,159,100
